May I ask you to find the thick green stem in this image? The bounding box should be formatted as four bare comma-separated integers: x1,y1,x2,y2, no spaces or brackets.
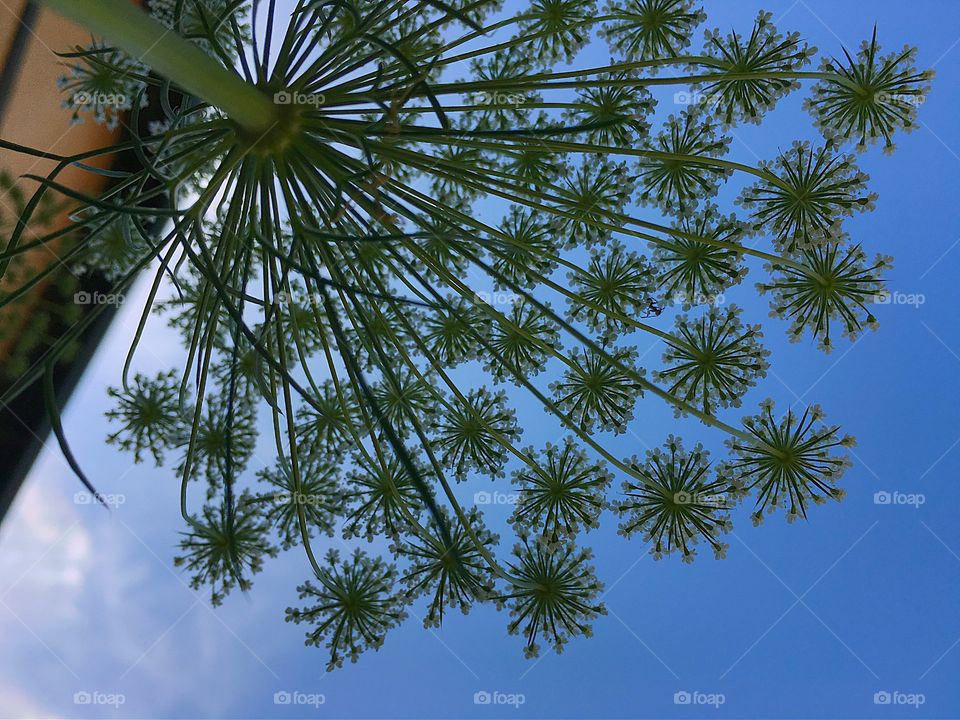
40,0,278,134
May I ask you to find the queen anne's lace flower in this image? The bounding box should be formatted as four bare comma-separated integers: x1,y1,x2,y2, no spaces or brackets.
433,388,520,480
698,11,814,127
490,208,561,289
551,345,644,434
396,509,498,626
805,30,933,153
567,240,657,339
484,301,561,384
636,109,732,212
655,304,769,415
599,0,705,63
75,213,154,280
344,450,432,540
211,323,292,403
727,401,854,523
499,144,568,194
349,301,422,372
380,7,443,62
430,144,492,207
57,41,146,129
554,157,634,247
287,550,406,670
417,216,472,276
499,537,605,657
519,0,598,64
295,382,363,460
30,0,930,669
175,396,257,494
174,494,278,605
614,437,739,561
738,142,876,251
511,439,612,544
759,244,891,351
464,50,541,132
257,455,340,550
371,368,438,436
422,298,491,366
105,370,185,465
654,205,747,307
563,76,656,146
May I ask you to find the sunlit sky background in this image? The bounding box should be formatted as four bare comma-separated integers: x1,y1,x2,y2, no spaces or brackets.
2,0,960,717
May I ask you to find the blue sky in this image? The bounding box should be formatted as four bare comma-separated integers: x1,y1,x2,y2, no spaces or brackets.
2,0,960,717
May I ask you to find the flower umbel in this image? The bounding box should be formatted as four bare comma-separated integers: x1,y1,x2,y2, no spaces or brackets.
806,29,933,153
499,537,605,657
174,494,278,605
614,437,738,562
286,549,406,670
10,0,931,669
727,401,854,524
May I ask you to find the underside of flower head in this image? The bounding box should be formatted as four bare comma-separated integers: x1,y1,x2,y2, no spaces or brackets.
727,401,854,523
0,0,930,667
805,28,933,153
499,535,605,657
614,436,739,562
758,244,891,351
739,142,876,251
286,549,406,670
698,11,815,127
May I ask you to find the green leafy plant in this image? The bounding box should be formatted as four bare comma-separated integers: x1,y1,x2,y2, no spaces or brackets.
1,0,932,666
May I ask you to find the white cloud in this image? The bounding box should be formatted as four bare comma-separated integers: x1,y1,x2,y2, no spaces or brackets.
0,476,93,622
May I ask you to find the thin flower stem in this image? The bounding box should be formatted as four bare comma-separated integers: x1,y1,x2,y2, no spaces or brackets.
347,69,848,103
362,169,756,443
372,140,805,271
40,0,279,133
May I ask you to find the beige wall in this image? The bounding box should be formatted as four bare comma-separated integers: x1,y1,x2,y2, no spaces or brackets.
0,3,133,360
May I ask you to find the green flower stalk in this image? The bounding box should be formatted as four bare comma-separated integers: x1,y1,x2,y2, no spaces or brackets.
2,0,932,663
43,0,276,132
